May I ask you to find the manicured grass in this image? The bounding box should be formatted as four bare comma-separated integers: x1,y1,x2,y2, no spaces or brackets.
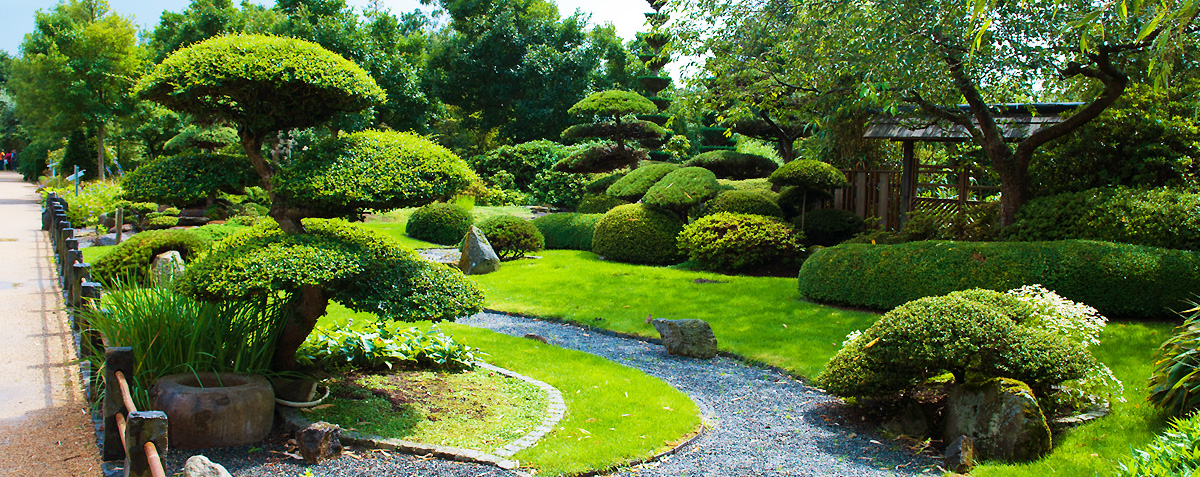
971,321,1174,476
469,249,882,377
82,244,114,264
306,368,547,452
320,304,702,476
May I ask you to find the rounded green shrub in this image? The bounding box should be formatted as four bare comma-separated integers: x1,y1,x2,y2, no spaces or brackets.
1004,187,1200,250
605,163,680,202
146,216,180,230
121,153,259,207
476,215,544,260
568,90,658,117
684,150,779,179
705,190,784,218
592,204,684,265
93,229,211,285
163,124,239,151
584,171,628,194
677,213,803,272
797,240,1200,319
532,213,604,250
800,209,864,246
816,289,1095,399
576,193,628,214
406,203,474,245
642,167,721,213
768,159,849,189
274,130,477,219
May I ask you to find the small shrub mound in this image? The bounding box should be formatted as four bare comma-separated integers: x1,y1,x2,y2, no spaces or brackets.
406,203,474,245
1004,187,1200,250
797,240,1200,319
92,229,211,285
816,289,1095,399
684,150,779,179
476,215,544,260
801,208,863,246
641,167,721,213
606,163,680,201
146,215,180,230
576,193,628,214
705,190,783,218
677,213,803,272
584,171,627,194
532,213,604,250
592,204,684,265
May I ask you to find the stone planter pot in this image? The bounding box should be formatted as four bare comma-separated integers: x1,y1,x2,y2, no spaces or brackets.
151,373,275,449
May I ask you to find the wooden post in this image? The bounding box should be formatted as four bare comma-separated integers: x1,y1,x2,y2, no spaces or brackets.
898,140,916,227
877,172,891,230
69,261,90,310
124,411,168,477
104,347,134,461
115,207,124,245
80,282,103,400
59,231,75,282
66,250,83,308
854,171,868,218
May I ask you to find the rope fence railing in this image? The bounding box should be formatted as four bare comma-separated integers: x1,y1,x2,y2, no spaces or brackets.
43,192,170,477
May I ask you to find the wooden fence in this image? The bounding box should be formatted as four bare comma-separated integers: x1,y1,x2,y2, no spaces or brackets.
44,192,168,477
830,165,998,230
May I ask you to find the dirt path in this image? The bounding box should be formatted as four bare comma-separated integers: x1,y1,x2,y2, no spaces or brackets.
0,172,102,475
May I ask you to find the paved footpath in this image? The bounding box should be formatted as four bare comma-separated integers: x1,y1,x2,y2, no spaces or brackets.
0,172,101,475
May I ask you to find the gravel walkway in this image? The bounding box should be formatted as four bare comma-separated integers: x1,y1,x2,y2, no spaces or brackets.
158,311,940,476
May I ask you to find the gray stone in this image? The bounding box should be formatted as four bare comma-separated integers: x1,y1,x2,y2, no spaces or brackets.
176,216,212,227
149,250,186,286
652,319,717,359
457,226,500,275
298,421,344,464
524,333,548,343
943,435,976,474
183,455,233,477
943,377,1052,462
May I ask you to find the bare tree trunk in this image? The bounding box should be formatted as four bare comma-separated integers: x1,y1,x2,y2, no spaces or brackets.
96,123,106,181
271,285,328,371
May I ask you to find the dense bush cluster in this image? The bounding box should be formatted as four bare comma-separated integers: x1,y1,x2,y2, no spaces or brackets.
405,203,474,245
121,153,258,207
704,190,784,218
592,204,684,265
605,163,679,201
532,213,604,250
476,215,544,259
816,289,1095,399
92,229,211,285
677,213,803,272
1004,187,1200,250
469,140,571,192
800,208,864,246
576,193,627,214
798,240,1200,318
684,150,779,179
529,170,589,208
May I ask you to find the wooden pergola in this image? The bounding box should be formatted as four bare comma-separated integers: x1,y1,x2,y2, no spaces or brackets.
858,103,1082,227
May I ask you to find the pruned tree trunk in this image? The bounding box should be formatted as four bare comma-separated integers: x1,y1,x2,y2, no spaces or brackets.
241,132,304,234
271,285,328,371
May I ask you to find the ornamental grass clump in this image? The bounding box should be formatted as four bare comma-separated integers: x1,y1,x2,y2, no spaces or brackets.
1149,302,1200,416
476,215,544,260
677,213,803,272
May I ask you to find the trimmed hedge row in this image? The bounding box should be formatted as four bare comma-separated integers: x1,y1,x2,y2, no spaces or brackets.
797,240,1200,319
532,213,604,251
1004,187,1200,250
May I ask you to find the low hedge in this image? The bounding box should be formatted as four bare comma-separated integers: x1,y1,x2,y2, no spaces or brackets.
1004,187,1200,250
92,229,211,285
797,240,1200,319
532,213,604,250
592,204,684,265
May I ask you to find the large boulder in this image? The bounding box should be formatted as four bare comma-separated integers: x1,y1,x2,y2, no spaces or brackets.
652,319,717,359
943,377,1052,462
458,226,500,275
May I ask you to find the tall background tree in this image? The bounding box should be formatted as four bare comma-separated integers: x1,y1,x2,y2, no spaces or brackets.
8,0,143,180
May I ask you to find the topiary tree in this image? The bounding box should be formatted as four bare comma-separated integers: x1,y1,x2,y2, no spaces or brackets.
553,90,660,173
137,34,482,370
163,124,240,153
684,150,779,179
605,162,680,202
768,159,849,228
121,153,259,207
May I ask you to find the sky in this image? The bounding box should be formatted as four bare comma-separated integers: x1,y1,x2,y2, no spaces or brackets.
0,0,653,57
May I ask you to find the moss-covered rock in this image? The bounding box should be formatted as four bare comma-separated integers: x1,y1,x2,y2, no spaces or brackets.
944,377,1052,462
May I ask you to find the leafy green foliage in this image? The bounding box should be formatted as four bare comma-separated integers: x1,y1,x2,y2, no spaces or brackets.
60,129,98,181
552,141,647,173
684,150,779,179
122,153,258,207
405,203,475,246
816,289,1095,398
531,213,604,250
146,215,180,230
274,130,476,219
176,219,484,323
576,193,628,214
1004,188,1200,250
800,208,864,246
592,203,684,265
477,215,544,260
561,120,667,143
43,180,124,228
768,159,849,190
135,34,385,137
162,124,240,152
584,170,628,193
704,189,784,218
641,166,721,213
605,163,679,201
1117,413,1200,477
798,240,1200,319
903,202,1001,242
297,323,479,371
529,170,589,208
79,284,287,410
568,90,657,118
93,229,211,286
469,140,574,193
677,213,803,272
1149,304,1200,416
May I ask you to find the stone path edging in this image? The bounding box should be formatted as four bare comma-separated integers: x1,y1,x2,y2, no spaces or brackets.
474,361,565,458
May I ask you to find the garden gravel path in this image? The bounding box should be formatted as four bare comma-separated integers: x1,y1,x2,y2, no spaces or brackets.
161,311,939,476
459,312,941,476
